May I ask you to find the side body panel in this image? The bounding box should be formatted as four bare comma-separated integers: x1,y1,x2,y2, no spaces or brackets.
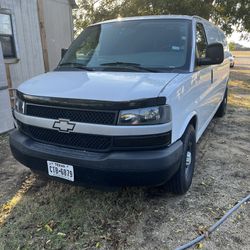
160,70,217,143
162,18,229,143
202,19,230,118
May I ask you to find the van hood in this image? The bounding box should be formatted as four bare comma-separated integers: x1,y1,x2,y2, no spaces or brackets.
18,71,178,101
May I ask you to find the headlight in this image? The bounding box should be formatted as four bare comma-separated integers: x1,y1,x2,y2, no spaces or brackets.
118,105,171,125
15,95,26,114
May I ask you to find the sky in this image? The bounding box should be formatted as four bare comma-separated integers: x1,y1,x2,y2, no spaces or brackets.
229,31,250,48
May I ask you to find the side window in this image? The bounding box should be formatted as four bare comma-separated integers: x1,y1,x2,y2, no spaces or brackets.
196,23,207,59
0,12,16,58
220,31,227,47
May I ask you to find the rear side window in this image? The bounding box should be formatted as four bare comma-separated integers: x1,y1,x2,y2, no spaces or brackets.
196,23,207,59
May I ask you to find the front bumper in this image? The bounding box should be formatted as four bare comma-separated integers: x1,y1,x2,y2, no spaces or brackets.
9,129,183,188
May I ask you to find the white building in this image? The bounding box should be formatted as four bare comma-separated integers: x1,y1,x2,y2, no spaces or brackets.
0,0,77,133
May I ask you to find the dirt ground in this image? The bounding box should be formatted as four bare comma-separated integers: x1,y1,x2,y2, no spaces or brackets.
0,51,249,250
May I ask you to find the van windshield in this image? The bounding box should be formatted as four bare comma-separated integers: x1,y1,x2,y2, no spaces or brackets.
59,19,192,72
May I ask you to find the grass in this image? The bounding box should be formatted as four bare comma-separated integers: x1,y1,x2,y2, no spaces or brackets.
0,181,146,250
228,51,250,109
232,50,250,57
228,79,250,109
0,175,35,226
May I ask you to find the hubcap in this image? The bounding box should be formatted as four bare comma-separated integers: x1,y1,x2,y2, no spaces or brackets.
186,151,192,166
185,148,192,181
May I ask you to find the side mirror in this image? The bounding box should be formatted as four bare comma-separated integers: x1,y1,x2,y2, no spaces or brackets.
61,48,68,59
197,43,224,66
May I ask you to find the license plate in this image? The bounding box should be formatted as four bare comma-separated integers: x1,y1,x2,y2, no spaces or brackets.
47,161,74,182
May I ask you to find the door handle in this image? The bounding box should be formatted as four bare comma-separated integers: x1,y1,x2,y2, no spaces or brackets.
211,69,214,84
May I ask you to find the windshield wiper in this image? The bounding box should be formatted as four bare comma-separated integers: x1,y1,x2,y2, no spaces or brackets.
100,62,158,72
58,62,94,71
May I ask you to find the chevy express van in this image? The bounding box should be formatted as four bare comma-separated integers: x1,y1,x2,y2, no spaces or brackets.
10,15,230,194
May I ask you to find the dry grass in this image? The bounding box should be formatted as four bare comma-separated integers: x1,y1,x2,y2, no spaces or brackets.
228,51,250,109
0,175,35,226
0,180,146,250
232,50,250,57
228,92,250,109
228,79,250,109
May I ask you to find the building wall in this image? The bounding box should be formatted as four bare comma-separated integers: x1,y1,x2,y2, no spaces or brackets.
0,0,74,133
0,0,74,87
0,0,45,88
42,0,74,70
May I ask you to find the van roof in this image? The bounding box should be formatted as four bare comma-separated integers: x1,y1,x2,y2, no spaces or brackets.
92,15,224,34
93,15,204,26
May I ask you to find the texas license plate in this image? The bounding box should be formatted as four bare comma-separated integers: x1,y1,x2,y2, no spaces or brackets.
47,161,74,182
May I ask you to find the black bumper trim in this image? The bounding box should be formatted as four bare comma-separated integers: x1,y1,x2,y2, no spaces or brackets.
9,129,182,188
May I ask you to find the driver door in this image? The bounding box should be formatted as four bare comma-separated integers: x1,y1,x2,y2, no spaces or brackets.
195,22,215,132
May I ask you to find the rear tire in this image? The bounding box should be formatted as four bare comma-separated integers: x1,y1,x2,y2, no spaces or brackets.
216,87,228,117
165,125,196,195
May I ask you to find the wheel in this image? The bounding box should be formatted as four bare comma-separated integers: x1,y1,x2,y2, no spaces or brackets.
216,87,228,117
166,125,196,195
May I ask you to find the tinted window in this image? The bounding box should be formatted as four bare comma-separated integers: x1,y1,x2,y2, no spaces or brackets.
60,19,192,72
0,35,15,57
0,13,16,58
196,23,207,58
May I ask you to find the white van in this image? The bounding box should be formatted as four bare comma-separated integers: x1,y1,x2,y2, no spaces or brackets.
10,15,230,194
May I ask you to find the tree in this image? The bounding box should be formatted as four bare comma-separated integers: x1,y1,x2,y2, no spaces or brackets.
73,0,250,37
229,42,236,51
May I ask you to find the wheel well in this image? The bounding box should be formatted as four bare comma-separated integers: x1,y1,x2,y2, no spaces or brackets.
189,115,197,131
180,115,197,141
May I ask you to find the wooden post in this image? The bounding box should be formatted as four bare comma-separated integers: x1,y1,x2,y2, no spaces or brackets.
5,63,15,107
37,0,49,72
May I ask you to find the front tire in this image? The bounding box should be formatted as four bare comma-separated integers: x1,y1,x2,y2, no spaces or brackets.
166,125,196,195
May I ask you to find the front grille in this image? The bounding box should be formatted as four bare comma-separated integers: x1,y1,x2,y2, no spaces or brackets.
26,104,117,125
18,123,171,152
19,123,112,152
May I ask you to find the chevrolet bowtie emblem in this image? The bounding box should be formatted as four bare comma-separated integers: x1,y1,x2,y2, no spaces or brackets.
53,119,76,133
